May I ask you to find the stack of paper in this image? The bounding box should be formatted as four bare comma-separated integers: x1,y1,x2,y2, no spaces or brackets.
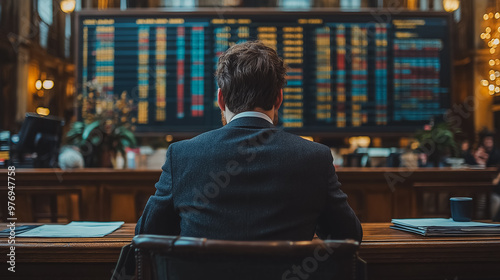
391,218,500,236
0,225,40,237
18,221,124,238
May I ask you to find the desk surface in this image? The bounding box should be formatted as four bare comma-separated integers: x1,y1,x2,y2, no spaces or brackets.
1,223,500,280
3,223,500,261
2,223,135,263
361,223,500,263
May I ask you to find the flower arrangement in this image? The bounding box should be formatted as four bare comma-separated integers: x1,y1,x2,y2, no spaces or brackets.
413,122,459,167
66,79,137,168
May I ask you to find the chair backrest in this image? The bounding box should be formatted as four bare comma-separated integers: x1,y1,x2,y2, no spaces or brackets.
132,235,360,280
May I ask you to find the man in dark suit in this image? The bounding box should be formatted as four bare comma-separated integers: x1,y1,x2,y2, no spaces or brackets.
135,41,362,242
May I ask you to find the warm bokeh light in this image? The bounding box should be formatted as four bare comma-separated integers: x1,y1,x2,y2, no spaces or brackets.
36,107,50,116
42,80,54,90
443,0,460,13
60,0,76,13
480,7,500,96
35,80,42,90
300,136,314,142
410,141,420,150
349,136,371,148
372,137,382,147
165,135,174,142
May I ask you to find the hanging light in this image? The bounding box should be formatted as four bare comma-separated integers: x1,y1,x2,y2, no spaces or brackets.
42,80,54,90
60,0,76,13
35,80,43,90
443,0,460,12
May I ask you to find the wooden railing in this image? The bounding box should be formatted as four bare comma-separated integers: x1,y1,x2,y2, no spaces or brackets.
0,167,497,223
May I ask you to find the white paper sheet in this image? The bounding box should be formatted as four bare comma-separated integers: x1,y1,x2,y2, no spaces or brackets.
17,221,124,237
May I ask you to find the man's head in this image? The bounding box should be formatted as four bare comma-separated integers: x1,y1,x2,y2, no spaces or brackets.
215,41,287,125
482,136,494,151
461,139,470,152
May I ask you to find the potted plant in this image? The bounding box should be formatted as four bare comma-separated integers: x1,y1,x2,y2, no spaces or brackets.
66,81,137,168
414,122,460,167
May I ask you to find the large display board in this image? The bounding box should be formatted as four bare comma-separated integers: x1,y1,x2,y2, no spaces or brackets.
76,9,451,134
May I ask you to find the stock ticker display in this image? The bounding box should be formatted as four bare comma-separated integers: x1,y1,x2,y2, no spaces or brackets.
77,11,451,134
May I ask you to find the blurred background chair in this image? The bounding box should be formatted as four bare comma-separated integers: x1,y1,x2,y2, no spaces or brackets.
132,235,361,280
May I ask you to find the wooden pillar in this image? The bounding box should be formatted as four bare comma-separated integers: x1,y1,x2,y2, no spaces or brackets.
15,0,31,122
474,0,496,134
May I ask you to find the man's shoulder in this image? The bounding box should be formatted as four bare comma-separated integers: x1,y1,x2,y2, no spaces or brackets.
279,130,331,152
168,127,226,152
171,126,332,158
272,131,333,166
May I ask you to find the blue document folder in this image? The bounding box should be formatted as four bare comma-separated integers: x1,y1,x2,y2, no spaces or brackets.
391,218,500,236
17,221,124,238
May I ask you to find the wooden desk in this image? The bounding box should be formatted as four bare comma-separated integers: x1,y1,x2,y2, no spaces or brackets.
1,223,499,280
360,223,500,280
0,224,134,280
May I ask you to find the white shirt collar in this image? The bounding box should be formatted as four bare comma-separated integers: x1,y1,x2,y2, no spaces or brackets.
229,111,273,124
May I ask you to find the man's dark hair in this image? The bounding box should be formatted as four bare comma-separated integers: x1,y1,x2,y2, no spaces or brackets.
215,41,287,114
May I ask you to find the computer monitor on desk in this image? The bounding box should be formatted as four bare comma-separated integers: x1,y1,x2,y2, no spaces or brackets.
16,113,64,168
0,131,10,168
343,153,370,167
348,148,402,167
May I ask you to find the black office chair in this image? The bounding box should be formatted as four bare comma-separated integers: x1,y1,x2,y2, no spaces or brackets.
131,235,360,280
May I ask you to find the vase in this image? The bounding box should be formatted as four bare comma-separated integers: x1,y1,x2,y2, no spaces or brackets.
100,147,114,168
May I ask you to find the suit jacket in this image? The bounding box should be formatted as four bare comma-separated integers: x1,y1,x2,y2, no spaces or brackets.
136,117,362,242
487,147,500,167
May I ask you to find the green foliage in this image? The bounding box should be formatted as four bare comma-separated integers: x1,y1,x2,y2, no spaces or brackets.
66,121,85,145
65,120,137,167
66,88,137,167
414,122,460,157
66,120,137,149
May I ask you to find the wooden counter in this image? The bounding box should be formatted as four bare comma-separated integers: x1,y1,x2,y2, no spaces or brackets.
0,223,134,280
0,168,497,223
1,223,499,280
360,223,500,279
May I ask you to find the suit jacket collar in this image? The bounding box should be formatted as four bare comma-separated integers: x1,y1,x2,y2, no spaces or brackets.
224,116,275,129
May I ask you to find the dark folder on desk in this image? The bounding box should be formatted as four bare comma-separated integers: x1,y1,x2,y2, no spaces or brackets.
391,218,500,236
0,225,40,237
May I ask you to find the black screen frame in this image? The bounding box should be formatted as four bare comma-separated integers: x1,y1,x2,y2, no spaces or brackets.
74,8,453,138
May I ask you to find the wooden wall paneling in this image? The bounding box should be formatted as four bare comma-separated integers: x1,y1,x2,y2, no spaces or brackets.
364,189,393,222
413,182,493,219
343,189,365,221
101,184,156,222
2,168,496,222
